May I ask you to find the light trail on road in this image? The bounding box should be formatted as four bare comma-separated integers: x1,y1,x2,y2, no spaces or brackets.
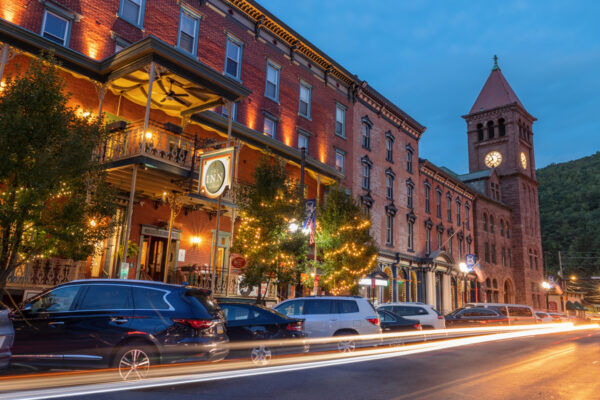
0,323,597,400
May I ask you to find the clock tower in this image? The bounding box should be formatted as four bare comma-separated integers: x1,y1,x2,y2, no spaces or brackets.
463,56,544,305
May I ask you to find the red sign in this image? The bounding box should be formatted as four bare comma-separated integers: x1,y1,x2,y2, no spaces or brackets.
230,254,246,273
313,275,319,288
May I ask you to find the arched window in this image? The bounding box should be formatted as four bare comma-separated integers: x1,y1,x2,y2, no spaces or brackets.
477,123,484,141
490,215,494,233
487,121,494,139
498,118,505,137
500,219,505,236
483,213,488,231
506,222,510,238
492,279,498,289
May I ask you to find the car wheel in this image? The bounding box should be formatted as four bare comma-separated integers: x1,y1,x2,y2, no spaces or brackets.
114,343,154,381
250,345,272,366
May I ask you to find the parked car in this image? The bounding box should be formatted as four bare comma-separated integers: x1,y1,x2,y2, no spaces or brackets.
0,303,14,370
535,311,554,323
220,302,308,365
377,302,445,330
445,307,508,327
548,312,568,322
274,296,381,352
10,280,228,379
465,303,536,325
377,309,422,332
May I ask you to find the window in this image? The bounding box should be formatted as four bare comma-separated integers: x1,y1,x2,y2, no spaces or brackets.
225,36,242,80
406,148,414,173
500,220,505,237
119,0,145,27
177,9,200,55
446,194,452,222
275,300,303,316
79,285,132,310
487,120,494,139
465,203,470,229
483,213,488,231
265,61,280,101
222,304,259,321
508,248,512,267
386,138,393,162
467,239,471,254
425,226,431,254
502,247,506,267
335,104,346,137
336,300,359,313
298,132,309,153
436,190,442,218
491,244,496,264
484,242,490,262
425,184,431,214
362,163,370,190
457,238,463,259
477,123,484,141
498,118,506,137
490,215,495,233
263,116,276,139
221,102,238,121
456,200,461,226
114,36,131,53
335,149,345,173
133,287,170,310
437,231,443,250
407,183,414,209
506,222,510,238
30,285,80,313
386,174,394,200
407,221,414,250
362,122,371,149
299,81,311,118
448,235,453,255
42,10,70,46
386,215,394,246
534,250,538,270
304,300,334,315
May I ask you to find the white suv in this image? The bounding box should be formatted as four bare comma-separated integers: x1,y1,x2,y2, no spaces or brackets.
274,296,382,340
377,302,445,330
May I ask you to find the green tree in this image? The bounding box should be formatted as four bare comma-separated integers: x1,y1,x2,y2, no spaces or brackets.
0,55,117,293
316,186,378,295
232,156,307,303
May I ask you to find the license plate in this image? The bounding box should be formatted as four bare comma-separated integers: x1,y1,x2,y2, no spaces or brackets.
216,325,224,334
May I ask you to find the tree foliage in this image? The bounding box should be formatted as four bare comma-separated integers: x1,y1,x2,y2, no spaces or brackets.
0,55,117,290
538,152,600,303
315,186,378,295
232,156,307,303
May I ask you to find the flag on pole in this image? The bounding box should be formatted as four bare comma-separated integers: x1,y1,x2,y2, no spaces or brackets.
472,262,485,283
553,282,563,295
303,199,316,245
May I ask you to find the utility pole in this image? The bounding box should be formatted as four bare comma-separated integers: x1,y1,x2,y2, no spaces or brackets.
558,250,565,311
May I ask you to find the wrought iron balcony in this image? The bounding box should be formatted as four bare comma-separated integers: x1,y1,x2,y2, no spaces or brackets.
6,258,85,292
97,120,197,171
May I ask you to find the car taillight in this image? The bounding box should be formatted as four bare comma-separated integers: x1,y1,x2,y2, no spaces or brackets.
414,324,422,330
286,321,303,332
437,315,444,320
367,317,380,326
173,318,214,330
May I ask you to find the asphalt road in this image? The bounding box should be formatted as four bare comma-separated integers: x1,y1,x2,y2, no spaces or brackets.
66,329,600,400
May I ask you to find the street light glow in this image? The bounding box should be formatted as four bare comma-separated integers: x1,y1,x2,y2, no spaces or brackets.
459,262,469,273
541,281,551,289
289,222,299,233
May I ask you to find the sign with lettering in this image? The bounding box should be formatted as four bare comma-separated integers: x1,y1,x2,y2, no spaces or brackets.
198,147,234,198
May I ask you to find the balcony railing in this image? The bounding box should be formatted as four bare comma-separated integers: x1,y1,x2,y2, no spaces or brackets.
6,258,85,291
177,266,277,299
98,120,197,170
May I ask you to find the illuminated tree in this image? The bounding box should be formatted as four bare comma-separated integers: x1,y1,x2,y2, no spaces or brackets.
0,55,117,295
316,186,378,295
232,156,307,303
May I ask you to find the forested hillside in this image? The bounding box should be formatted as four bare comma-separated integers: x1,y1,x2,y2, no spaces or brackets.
537,152,600,281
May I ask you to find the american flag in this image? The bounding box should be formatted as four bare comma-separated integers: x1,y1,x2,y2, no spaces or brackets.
472,262,485,283
303,199,316,245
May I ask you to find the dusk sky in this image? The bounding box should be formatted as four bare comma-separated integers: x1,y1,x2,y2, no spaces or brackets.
258,0,600,173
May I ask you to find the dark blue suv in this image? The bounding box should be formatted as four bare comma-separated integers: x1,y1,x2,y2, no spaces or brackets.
10,280,228,379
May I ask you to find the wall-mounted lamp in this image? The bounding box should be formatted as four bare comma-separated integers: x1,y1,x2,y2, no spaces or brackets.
191,236,202,247
145,131,153,140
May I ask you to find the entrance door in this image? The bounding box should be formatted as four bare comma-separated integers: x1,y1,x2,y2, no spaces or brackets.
140,236,178,282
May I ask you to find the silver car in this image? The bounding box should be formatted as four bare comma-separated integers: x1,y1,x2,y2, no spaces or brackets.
0,304,14,369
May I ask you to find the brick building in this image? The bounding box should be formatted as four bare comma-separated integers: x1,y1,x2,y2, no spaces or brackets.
0,1,543,310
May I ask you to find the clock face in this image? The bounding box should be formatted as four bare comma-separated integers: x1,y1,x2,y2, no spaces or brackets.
520,152,527,169
484,151,503,168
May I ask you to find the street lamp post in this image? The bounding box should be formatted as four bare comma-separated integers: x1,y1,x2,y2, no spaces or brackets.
541,281,551,312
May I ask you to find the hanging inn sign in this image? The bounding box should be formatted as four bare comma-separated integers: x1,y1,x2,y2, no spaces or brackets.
198,147,235,198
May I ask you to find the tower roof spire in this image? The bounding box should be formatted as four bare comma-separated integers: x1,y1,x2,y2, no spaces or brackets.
468,57,525,114
492,54,500,71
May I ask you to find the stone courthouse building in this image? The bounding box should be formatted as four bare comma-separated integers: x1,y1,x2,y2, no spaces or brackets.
0,1,543,311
